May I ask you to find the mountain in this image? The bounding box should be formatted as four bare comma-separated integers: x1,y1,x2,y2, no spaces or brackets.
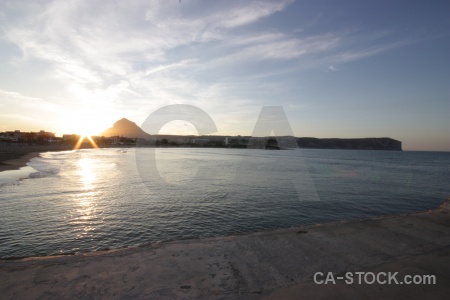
101,118,151,138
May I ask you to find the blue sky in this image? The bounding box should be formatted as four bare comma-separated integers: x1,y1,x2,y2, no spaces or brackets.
0,0,449,150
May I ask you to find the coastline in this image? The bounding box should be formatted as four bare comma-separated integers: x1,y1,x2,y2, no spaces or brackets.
0,152,41,172
0,144,75,172
0,144,130,172
1,198,449,299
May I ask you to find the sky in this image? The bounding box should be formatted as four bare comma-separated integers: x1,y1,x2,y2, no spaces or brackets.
0,0,449,151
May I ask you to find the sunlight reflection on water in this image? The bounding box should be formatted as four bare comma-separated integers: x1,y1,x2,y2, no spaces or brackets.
0,148,449,258
79,158,96,189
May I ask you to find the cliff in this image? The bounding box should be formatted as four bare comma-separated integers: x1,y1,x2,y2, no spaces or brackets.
296,137,402,151
100,118,402,151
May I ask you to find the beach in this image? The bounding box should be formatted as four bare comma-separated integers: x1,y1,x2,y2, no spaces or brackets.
1,198,448,299
0,152,41,172
0,144,74,172
0,144,124,172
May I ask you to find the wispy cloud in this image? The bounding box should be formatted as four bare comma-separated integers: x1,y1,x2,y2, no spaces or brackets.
204,1,292,29
328,65,338,71
0,89,63,113
0,88,68,131
205,33,342,69
0,0,438,136
0,1,404,94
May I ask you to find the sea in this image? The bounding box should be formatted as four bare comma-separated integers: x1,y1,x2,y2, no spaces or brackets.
1,148,449,258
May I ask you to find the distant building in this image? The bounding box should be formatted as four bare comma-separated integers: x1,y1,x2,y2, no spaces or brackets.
111,136,120,144
63,134,78,141
191,138,209,145
173,137,190,144
1,130,20,142
37,130,55,142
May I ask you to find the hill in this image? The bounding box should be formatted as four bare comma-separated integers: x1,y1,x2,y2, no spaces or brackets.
101,118,151,138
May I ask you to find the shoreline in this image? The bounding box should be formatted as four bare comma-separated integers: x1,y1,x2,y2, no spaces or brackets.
0,144,132,172
0,144,76,172
0,152,42,172
1,198,449,299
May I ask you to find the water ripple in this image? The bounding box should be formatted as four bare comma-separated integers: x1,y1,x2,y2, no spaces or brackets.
0,148,449,258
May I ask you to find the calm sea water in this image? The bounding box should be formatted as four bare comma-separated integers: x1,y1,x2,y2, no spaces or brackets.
0,148,449,258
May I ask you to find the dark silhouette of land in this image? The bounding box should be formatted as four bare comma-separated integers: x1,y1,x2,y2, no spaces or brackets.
0,117,402,171
100,118,402,151
101,118,151,138
296,137,402,151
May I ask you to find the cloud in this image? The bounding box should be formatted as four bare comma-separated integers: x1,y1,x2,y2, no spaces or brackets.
0,88,69,131
0,89,41,102
0,0,434,136
0,89,67,115
206,0,292,29
205,33,342,68
2,1,294,75
328,65,338,71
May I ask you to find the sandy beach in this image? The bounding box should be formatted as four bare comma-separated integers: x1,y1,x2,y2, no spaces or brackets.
0,144,73,172
0,152,41,172
0,198,448,299
0,144,124,172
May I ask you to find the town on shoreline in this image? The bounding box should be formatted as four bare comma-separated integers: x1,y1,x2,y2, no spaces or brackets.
0,128,402,151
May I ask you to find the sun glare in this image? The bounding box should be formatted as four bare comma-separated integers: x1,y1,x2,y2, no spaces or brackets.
74,121,103,137
61,112,112,150
74,135,99,150
61,111,111,137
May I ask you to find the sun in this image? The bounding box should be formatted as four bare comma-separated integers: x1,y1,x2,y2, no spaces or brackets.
74,135,99,150
61,112,110,137
72,121,103,150
75,122,103,137
61,112,111,149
